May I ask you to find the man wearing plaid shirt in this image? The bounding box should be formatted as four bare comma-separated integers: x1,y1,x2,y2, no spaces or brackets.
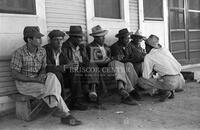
10,26,81,126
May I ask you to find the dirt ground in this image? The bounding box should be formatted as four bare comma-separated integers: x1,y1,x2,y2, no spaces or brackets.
0,82,200,130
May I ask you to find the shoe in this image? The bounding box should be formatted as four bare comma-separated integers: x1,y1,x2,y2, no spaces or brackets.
175,88,184,93
61,115,82,126
69,102,88,111
159,91,171,102
168,91,175,99
119,89,130,98
130,90,143,101
121,96,138,105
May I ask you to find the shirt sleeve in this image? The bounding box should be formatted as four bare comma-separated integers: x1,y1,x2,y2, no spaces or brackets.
42,49,47,69
142,55,153,79
10,50,22,72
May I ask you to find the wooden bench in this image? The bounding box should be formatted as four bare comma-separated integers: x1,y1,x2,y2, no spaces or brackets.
9,93,45,121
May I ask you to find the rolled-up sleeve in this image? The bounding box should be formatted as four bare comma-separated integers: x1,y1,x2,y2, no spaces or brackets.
10,50,22,72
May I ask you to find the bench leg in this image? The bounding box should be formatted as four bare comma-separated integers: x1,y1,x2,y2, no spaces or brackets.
16,101,31,121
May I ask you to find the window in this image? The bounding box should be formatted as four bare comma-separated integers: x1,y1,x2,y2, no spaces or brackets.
94,0,121,19
143,0,163,20
0,0,36,15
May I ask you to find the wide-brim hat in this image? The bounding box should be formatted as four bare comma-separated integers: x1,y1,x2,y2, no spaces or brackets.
131,29,146,39
23,26,44,38
90,25,108,36
66,26,85,37
115,28,133,38
145,35,162,49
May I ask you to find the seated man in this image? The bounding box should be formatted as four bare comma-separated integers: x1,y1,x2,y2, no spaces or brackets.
111,28,142,104
62,26,99,104
138,35,185,102
87,25,111,97
44,30,87,110
10,26,81,126
126,29,146,77
87,26,138,105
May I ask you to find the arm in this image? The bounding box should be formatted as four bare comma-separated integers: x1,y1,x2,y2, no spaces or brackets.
142,56,153,79
11,69,44,83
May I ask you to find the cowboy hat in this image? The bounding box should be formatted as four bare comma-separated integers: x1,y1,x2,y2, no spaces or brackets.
90,25,108,36
115,28,132,38
131,29,146,39
145,35,162,49
66,26,85,37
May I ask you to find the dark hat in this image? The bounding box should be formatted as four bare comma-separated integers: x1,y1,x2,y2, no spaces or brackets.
145,34,162,49
23,26,44,38
48,30,65,39
115,28,133,38
90,25,108,36
66,26,85,37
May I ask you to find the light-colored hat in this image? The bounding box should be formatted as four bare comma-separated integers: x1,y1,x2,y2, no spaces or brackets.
90,25,108,36
145,35,162,49
131,29,146,39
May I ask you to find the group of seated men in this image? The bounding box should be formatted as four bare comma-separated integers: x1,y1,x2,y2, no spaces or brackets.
10,25,185,126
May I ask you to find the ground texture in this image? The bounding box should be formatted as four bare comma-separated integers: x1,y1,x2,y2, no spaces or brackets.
0,82,200,130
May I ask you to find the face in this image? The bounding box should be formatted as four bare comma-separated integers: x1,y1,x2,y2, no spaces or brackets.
71,36,83,46
145,44,152,54
28,37,42,48
120,35,130,46
94,36,105,46
51,36,64,50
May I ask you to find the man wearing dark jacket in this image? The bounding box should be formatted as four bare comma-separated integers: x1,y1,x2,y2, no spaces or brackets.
110,28,142,104
62,26,99,104
44,29,88,111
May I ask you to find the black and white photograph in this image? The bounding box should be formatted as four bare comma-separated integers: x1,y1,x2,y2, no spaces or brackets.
0,0,200,129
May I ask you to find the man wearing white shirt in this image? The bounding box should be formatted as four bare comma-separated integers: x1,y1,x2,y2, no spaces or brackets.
138,35,185,102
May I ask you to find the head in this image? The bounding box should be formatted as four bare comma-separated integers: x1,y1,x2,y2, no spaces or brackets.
145,41,153,54
115,28,132,46
131,29,146,45
69,35,83,47
90,25,108,46
66,26,84,47
131,35,144,45
145,34,161,53
23,26,44,48
118,34,130,46
93,36,105,46
48,30,65,51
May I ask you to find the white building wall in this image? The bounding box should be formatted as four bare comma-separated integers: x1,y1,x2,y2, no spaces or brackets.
45,0,87,40
0,0,47,57
139,0,169,49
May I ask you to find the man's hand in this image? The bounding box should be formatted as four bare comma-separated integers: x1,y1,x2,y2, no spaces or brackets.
35,74,47,84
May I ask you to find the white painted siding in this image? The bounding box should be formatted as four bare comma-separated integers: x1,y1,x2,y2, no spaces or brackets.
0,0,47,56
129,0,139,32
45,0,87,34
86,0,131,46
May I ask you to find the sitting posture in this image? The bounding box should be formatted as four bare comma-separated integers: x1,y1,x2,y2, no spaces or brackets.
62,26,99,105
138,35,185,102
126,29,146,77
110,28,142,105
10,26,81,126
